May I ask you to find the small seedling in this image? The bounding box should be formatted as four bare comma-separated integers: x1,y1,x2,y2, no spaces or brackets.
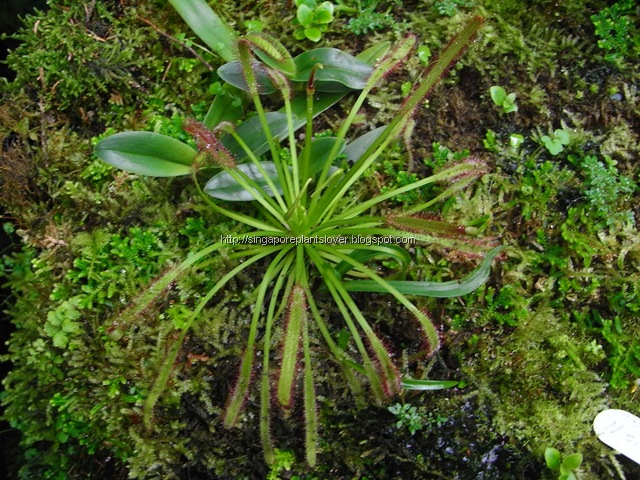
417,45,432,64
490,86,518,113
434,0,474,17
545,447,583,480
293,0,335,42
541,129,570,155
244,19,263,32
509,133,524,149
388,403,425,435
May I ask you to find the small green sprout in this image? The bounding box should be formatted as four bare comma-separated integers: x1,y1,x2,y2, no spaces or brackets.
388,403,425,435
509,133,524,149
434,0,474,17
401,81,412,97
490,86,518,114
417,45,432,64
545,447,583,480
541,129,571,156
244,19,263,32
293,0,335,42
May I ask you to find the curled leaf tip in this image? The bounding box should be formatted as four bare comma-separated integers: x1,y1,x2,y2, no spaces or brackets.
183,118,236,168
306,63,324,95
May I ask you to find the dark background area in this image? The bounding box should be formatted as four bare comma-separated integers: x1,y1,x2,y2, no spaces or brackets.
1,1,49,477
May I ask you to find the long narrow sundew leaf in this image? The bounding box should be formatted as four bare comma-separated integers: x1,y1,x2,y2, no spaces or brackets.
169,0,236,62
314,245,443,354
260,253,295,465
305,247,387,400
310,35,417,205
306,247,400,398
311,17,484,226
343,246,503,297
331,158,488,222
223,247,294,428
277,285,307,407
387,213,472,238
123,238,240,327
245,32,296,76
302,317,317,466
144,245,281,426
332,280,401,398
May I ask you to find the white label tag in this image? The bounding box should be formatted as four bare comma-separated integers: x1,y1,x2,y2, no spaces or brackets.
594,409,640,465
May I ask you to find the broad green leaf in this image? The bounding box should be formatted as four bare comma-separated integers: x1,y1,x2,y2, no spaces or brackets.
203,83,245,129
204,162,283,201
220,48,373,92
544,447,562,470
400,378,459,390
95,132,197,177
305,27,322,42
555,129,571,145
314,2,334,23
206,138,341,201
215,44,382,162
344,126,387,164
221,111,289,160
169,0,236,62
52,331,70,348
292,48,373,91
217,61,278,94
343,246,503,297
221,95,345,161
293,27,307,41
562,453,583,471
307,137,344,176
297,4,314,25
490,86,507,105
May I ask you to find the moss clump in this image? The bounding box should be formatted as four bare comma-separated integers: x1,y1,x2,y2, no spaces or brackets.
2,0,640,478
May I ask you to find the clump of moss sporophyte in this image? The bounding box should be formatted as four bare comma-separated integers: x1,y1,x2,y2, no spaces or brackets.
95,6,499,466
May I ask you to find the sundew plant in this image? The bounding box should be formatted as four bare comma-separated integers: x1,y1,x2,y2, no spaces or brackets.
95,1,498,465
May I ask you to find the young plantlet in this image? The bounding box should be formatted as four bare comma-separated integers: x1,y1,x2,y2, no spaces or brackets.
490,85,518,113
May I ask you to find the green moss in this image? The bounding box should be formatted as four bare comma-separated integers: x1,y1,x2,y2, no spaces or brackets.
2,0,640,478
459,305,614,475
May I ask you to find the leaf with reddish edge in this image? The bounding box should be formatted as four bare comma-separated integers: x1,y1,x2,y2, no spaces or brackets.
277,286,307,407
